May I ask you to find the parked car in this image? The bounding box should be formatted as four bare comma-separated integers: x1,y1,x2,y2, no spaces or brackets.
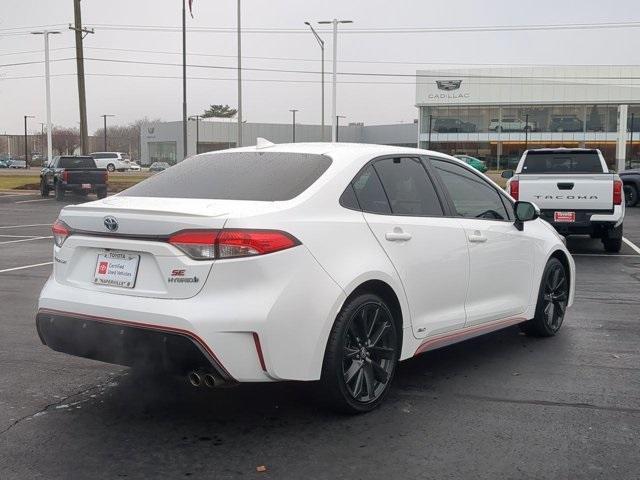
125,160,141,171
620,169,640,207
432,118,477,133
37,143,574,413
40,155,108,201
454,154,488,173
488,118,536,132
90,152,130,172
8,159,27,169
149,161,170,173
503,148,624,252
0,159,10,168
549,116,584,132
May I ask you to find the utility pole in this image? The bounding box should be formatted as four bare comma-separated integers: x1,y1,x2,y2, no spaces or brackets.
304,22,325,141
182,0,187,160
69,0,93,155
629,113,635,168
237,0,243,147
318,19,352,142
336,115,346,142
24,115,34,168
100,114,115,151
189,115,201,154
524,113,529,149
289,109,298,142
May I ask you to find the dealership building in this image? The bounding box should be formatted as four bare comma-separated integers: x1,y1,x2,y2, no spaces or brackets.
140,120,417,165
416,66,640,170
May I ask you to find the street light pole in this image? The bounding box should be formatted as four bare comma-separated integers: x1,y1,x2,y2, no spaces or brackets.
237,0,243,147
336,115,346,142
318,19,352,142
100,114,115,151
24,115,34,168
289,109,298,142
189,115,201,154
304,22,325,141
31,30,60,163
524,113,529,149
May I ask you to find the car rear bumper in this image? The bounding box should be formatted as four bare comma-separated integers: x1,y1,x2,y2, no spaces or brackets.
37,245,345,383
540,205,624,234
36,309,235,384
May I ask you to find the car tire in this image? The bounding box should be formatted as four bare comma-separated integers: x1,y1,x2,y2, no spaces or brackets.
624,184,638,208
318,293,399,414
55,184,65,201
602,224,623,253
107,163,116,172
96,188,107,199
40,180,50,198
520,257,569,337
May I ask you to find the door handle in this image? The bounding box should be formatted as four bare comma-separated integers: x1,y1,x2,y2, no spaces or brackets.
468,232,487,243
385,228,412,242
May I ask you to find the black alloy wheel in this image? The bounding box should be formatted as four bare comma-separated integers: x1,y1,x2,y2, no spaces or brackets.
624,184,638,208
320,293,399,413
342,302,397,404
521,258,569,337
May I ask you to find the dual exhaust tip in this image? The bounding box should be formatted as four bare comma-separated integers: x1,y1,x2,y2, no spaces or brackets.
188,371,220,388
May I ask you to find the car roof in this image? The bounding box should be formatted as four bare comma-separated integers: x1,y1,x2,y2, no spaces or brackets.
525,148,599,154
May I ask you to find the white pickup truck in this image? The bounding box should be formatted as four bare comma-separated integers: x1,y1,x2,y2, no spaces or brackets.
503,148,625,252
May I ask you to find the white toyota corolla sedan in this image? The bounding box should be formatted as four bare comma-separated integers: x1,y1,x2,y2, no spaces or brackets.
37,142,575,413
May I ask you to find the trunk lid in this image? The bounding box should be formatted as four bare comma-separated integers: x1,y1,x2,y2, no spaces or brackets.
55,196,285,299
517,173,614,210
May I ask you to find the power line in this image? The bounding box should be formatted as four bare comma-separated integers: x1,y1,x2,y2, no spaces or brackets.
83,20,640,34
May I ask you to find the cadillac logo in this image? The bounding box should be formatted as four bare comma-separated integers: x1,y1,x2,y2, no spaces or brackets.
436,80,462,91
103,216,119,232
147,127,155,134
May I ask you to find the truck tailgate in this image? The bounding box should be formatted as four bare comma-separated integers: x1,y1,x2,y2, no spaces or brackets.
519,174,614,210
66,169,107,185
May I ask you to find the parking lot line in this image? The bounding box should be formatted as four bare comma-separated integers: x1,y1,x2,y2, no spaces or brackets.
0,261,53,274
0,223,52,229
0,236,52,245
15,198,53,204
622,237,640,256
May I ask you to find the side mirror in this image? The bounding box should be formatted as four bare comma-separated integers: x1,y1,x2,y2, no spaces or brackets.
514,201,539,231
501,170,514,179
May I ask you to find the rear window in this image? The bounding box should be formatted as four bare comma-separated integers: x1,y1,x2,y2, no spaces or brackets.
121,151,332,201
58,157,96,169
522,151,604,174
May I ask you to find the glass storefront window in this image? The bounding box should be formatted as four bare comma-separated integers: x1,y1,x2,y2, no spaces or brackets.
148,141,177,165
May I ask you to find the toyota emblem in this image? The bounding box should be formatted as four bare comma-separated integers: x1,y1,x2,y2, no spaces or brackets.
103,216,119,232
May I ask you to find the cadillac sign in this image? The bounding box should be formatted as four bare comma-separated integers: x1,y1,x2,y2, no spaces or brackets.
436,80,462,91
428,79,470,100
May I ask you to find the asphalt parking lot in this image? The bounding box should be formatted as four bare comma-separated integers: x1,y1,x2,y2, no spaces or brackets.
0,192,639,479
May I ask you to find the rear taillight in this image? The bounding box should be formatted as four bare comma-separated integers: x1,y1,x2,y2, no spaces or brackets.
52,219,70,247
613,179,622,206
509,179,519,200
62,171,69,182
168,229,300,260
103,171,108,183
168,231,217,260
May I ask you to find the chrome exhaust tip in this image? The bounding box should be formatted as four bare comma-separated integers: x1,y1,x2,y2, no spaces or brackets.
188,371,202,387
203,373,218,388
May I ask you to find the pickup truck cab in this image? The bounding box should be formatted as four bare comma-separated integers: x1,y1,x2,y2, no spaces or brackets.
40,156,108,201
503,148,624,252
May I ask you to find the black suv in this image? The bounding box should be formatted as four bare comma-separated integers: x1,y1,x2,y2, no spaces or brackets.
432,118,477,133
549,116,584,132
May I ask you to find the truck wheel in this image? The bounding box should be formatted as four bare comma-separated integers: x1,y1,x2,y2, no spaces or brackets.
55,184,65,201
96,188,107,199
520,257,569,337
602,224,623,253
624,184,638,207
107,163,116,172
40,180,50,198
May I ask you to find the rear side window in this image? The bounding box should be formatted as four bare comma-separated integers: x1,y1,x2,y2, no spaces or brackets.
351,165,392,214
58,157,96,169
522,151,603,174
432,159,510,221
121,152,332,201
373,158,443,216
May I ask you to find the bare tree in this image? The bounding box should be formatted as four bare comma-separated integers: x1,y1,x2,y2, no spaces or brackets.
52,127,80,155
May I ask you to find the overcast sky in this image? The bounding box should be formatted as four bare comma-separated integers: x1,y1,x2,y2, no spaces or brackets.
1,0,639,134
